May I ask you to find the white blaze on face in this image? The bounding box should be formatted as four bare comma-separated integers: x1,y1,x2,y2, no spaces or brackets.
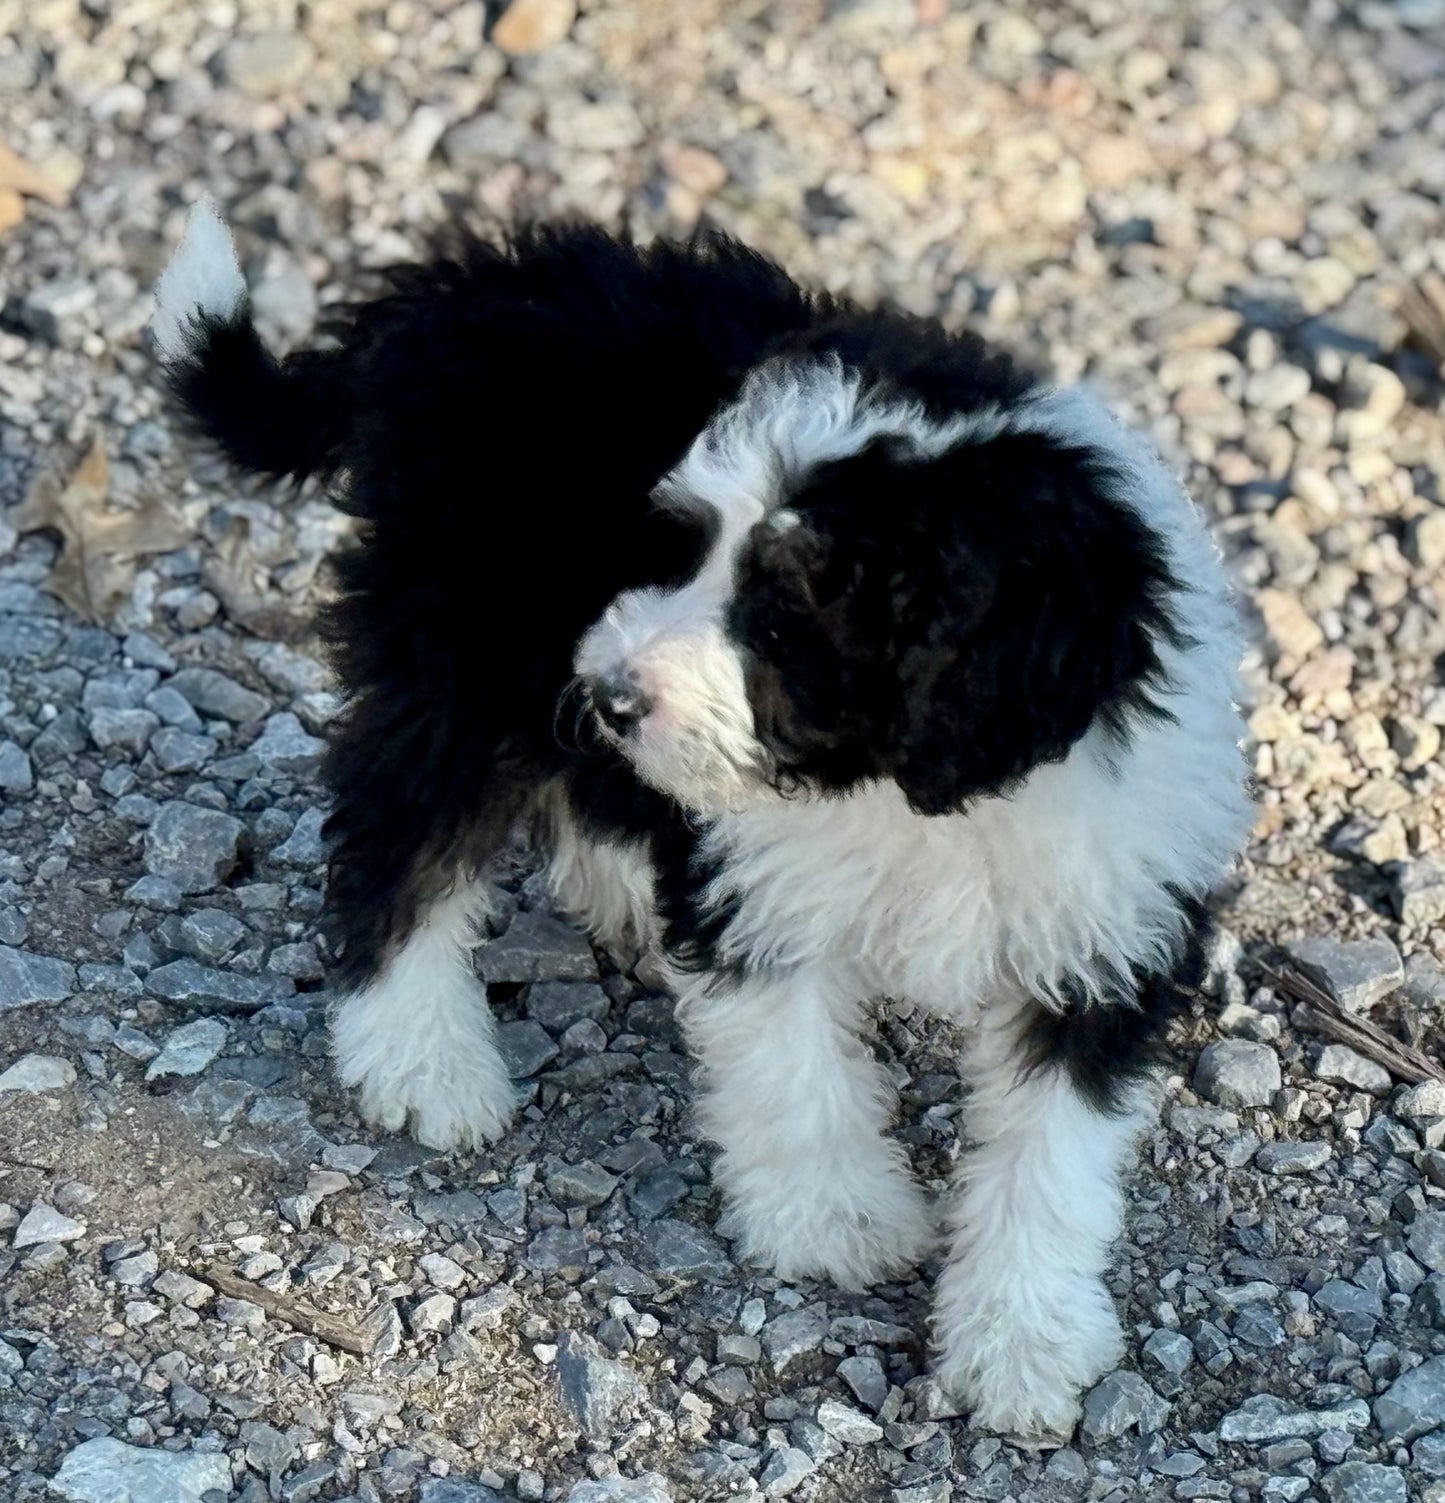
575,355,987,813
575,487,767,813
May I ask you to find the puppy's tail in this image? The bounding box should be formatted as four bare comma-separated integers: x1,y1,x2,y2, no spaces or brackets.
151,198,343,481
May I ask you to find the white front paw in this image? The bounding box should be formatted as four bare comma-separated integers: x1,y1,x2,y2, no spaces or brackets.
932,1273,1122,1446
718,1154,935,1290
332,983,519,1152
353,1063,518,1151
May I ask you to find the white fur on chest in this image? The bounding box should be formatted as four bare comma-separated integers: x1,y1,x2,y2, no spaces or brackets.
700,669,1249,1020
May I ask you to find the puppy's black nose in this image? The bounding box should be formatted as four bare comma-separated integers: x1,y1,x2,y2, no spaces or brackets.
589,675,650,736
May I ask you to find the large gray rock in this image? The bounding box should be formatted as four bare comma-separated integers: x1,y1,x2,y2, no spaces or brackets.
419,1481,505,1503
1314,1280,1383,1342
175,909,249,964
145,1018,229,1081
0,946,76,1008
1320,1463,1406,1503
763,1305,830,1376
149,728,216,774
1141,1327,1194,1375
758,1447,814,1497
1256,1140,1332,1174
248,711,326,774
50,1438,232,1502
1390,860,1445,929
1375,1354,1445,1440
566,1478,672,1503
0,614,62,661
0,739,34,792
1080,1370,1170,1440
1218,1393,1370,1443
14,1201,85,1247
1408,1213,1445,1275
0,1053,76,1092
643,1218,733,1283
497,1018,559,1078
526,980,610,1032
1287,936,1403,1011
167,667,270,722
244,641,332,695
1404,953,1445,1009
555,1331,646,1440
1313,1043,1392,1095
1193,1039,1281,1108
547,1160,618,1209
272,807,326,867
478,910,599,983
816,1397,883,1444
144,801,245,894
1396,1079,1445,1122
88,706,160,755
145,958,294,1012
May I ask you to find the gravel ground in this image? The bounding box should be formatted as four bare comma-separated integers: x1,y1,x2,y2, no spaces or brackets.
2,1,1445,1500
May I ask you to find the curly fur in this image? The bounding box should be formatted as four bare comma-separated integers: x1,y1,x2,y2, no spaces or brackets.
154,210,1251,1443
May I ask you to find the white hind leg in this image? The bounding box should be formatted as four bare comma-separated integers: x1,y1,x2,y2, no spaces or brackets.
541,787,657,957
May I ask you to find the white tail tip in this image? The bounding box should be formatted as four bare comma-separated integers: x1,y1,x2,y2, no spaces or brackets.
151,197,247,364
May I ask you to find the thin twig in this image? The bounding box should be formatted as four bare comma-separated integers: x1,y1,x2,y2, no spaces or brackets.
195,1264,372,1355
1402,270,1445,368
1266,964,1445,1087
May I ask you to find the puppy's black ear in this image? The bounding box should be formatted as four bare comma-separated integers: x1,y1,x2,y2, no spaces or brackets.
886,433,1184,815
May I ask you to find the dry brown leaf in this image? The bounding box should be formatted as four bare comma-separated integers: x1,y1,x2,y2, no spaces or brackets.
14,438,190,622
1402,270,1445,370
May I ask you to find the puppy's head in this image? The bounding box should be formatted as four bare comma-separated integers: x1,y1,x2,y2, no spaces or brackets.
575,359,1184,816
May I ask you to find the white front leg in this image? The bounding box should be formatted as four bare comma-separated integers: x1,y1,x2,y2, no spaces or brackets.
683,967,933,1290
933,1003,1147,1444
332,882,520,1151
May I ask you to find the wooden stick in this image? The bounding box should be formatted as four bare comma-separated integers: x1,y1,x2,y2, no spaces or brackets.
1402,270,1445,368
196,1264,373,1355
1266,964,1445,1087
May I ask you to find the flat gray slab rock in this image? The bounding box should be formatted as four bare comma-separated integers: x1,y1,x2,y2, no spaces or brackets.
50,1437,233,1503
1320,1462,1407,1503
0,1052,76,1091
566,1477,673,1503
0,945,76,1008
477,909,599,983
14,1201,86,1247
146,1017,229,1081
1193,1039,1281,1108
145,958,294,1011
556,1331,647,1440
1080,1370,1170,1440
1374,1353,1445,1440
1286,935,1403,1010
1219,1392,1371,1442
419,1480,505,1503
143,801,245,894
641,1218,733,1283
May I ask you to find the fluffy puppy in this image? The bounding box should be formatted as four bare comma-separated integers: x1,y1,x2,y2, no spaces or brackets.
153,201,1252,1442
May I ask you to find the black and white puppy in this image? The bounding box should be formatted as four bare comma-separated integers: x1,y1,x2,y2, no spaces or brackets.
152,201,1252,1442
